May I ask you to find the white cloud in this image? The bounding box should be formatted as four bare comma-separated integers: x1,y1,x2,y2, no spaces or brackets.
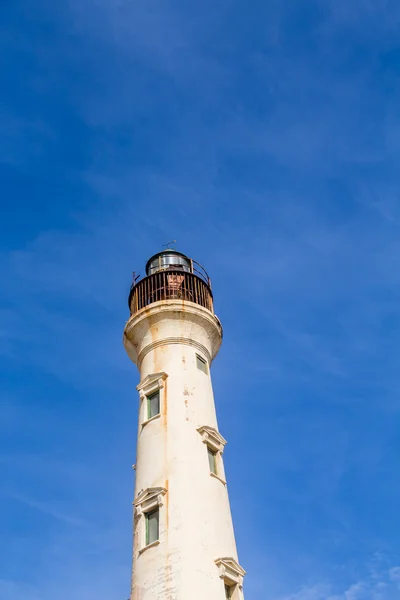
389,566,400,585
279,566,400,600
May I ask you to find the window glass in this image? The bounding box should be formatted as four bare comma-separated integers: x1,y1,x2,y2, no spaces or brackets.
225,584,233,599
208,447,217,474
147,391,160,419
196,354,208,374
145,508,159,545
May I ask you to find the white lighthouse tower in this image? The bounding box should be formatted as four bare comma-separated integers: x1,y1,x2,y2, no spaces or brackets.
123,249,245,600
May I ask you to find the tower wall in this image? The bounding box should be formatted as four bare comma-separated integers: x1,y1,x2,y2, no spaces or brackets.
124,300,244,600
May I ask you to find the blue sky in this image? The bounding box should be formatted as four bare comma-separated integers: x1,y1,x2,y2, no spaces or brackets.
1,0,400,598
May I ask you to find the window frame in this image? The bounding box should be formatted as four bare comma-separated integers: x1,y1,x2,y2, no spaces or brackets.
215,558,246,600
197,426,227,485
196,353,208,374
145,507,160,546
134,487,167,554
208,446,218,475
137,372,168,427
225,583,234,599
147,389,160,420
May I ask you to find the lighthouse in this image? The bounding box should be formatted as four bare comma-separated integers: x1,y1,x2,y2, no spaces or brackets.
123,249,245,600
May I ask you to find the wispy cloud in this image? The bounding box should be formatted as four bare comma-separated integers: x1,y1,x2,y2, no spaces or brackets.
279,562,400,600
7,491,86,526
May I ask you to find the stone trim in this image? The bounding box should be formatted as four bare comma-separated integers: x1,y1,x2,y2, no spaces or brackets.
137,337,212,368
137,372,168,398
134,487,166,556
137,373,167,425
197,426,227,453
138,539,160,555
215,557,246,588
134,487,167,518
198,426,227,483
141,413,161,428
210,472,227,486
123,299,223,366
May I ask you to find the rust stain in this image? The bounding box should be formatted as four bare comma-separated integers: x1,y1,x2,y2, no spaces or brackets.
132,509,139,575
163,377,168,430
163,380,169,571
184,396,189,421
164,421,171,598
130,270,213,316
149,319,159,372
164,479,169,530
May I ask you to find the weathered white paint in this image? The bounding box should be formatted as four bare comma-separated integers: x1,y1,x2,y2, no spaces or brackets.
123,299,245,599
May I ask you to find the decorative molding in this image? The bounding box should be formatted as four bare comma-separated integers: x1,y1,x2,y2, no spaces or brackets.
210,472,226,486
215,557,246,587
137,373,167,426
141,413,161,428
138,539,160,555
123,299,223,365
134,487,167,555
197,425,227,453
134,487,167,518
137,337,212,368
137,372,168,399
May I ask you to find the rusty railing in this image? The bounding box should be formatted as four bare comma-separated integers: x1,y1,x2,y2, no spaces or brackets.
128,270,214,315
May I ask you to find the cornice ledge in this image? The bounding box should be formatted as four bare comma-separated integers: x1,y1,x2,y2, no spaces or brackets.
136,372,168,394
128,299,218,321
138,338,211,368
215,557,246,585
138,539,160,555
125,300,223,341
197,425,227,451
134,486,167,511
